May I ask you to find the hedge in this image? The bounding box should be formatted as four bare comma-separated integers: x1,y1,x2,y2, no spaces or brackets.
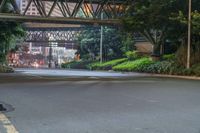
61,60,95,69
113,57,154,72
88,58,128,70
0,65,14,73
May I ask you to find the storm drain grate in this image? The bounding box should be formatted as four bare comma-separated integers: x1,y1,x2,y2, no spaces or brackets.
0,102,14,112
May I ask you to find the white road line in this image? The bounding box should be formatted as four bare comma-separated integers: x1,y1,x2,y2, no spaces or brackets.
0,112,19,133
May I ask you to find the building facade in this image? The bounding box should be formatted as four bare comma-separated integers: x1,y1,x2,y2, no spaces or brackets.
20,0,39,15
19,0,62,16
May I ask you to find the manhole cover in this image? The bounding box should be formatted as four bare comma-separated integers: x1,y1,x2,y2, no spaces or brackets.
0,102,14,112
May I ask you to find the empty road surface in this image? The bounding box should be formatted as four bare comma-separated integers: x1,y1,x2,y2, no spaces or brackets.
0,69,200,133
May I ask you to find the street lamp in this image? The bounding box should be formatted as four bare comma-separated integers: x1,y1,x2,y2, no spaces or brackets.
187,0,192,69
49,36,54,68
100,12,103,64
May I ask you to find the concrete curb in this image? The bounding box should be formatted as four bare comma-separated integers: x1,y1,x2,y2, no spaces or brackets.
149,74,200,80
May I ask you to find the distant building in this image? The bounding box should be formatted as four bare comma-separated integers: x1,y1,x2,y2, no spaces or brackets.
20,0,39,15
19,0,62,16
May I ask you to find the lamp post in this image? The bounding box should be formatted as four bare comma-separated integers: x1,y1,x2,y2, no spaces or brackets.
100,12,103,64
48,36,53,68
187,0,192,69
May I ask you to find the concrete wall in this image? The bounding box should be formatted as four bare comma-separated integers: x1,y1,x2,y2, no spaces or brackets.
135,42,153,53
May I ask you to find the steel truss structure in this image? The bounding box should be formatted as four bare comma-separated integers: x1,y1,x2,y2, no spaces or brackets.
0,0,132,25
26,42,78,49
25,27,83,43
25,27,146,46
24,27,82,48
23,27,147,51
24,26,99,49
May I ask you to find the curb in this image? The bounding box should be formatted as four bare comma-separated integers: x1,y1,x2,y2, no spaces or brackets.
149,74,200,80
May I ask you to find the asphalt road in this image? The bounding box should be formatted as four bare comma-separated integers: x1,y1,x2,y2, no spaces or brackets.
0,69,200,133
14,68,145,77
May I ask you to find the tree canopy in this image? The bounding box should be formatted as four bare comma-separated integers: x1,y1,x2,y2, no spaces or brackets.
0,1,25,64
122,0,200,55
77,26,134,61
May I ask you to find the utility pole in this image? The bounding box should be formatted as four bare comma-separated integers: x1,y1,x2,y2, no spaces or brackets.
48,36,53,68
187,0,192,69
100,13,103,63
49,42,52,68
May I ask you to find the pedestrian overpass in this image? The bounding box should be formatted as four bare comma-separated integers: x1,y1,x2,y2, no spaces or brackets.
23,23,83,49
0,0,133,48
1,0,147,68
0,0,132,25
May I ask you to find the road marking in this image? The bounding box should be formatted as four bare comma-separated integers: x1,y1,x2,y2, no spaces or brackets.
0,112,19,133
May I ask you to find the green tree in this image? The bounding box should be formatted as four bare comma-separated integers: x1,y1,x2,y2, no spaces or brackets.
122,0,200,56
0,1,25,64
77,27,100,60
77,26,133,61
172,11,200,66
121,33,135,53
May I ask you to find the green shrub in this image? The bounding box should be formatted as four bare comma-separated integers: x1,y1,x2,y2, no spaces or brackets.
61,60,95,69
141,61,176,74
113,57,153,72
0,53,6,63
176,44,200,66
88,58,128,70
61,61,76,69
87,62,101,70
0,65,14,73
139,60,200,76
191,64,200,76
162,54,175,61
139,60,193,75
125,51,139,60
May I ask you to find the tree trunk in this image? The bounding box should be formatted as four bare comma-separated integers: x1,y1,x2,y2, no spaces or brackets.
152,43,161,56
151,43,161,61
